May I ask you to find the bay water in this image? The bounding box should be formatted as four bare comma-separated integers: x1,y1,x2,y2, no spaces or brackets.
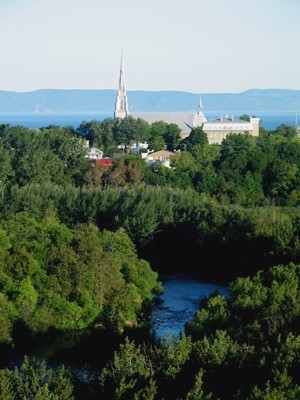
0,112,298,130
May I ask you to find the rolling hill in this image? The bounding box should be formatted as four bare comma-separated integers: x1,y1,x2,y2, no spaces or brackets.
0,88,299,114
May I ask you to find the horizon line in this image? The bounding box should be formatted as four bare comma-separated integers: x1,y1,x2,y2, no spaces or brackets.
1,88,300,95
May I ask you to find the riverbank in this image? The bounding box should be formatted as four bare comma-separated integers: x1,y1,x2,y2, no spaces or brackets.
0,273,226,374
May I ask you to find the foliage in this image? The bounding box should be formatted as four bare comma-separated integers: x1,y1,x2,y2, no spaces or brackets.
0,214,161,340
0,124,88,186
2,121,300,206
99,337,156,399
0,356,74,399
95,262,300,398
1,119,300,398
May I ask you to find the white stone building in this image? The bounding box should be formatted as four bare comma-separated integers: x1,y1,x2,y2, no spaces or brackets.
202,116,260,144
191,97,260,144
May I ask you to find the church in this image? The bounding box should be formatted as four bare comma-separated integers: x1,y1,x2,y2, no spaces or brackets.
114,53,260,145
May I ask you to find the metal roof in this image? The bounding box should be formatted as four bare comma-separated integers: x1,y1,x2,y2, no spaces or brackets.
131,112,194,133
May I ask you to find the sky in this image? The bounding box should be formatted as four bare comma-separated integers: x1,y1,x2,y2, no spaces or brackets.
0,0,299,93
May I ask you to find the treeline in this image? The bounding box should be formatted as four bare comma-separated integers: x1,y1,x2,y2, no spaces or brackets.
78,118,300,207
1,120,300,207
1,263,299,399
0,124,88,187
76,116,182,153
1,184,300,279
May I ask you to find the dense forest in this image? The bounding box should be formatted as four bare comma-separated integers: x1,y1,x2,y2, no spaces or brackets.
0,118,300,398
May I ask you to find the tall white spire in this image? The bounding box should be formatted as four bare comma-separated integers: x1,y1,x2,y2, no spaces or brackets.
193,95,207,127
114,50,129,119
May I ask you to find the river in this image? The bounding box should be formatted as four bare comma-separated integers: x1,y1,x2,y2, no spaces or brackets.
151,273,227,340
0,273,227,373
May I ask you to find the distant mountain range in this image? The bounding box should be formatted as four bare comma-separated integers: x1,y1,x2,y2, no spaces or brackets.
0,89,300,114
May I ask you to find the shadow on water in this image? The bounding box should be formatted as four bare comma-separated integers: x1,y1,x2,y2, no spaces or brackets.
0,273,227,375
0,325,152,374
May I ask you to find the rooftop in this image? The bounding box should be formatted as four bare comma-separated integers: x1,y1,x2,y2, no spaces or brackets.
205,116,251,124
131,112,194,133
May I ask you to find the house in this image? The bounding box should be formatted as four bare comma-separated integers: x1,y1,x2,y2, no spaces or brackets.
146,150,176,168
88,147,104,161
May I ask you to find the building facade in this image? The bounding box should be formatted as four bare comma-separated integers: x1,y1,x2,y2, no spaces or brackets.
190,96,260,144
201,115,260,144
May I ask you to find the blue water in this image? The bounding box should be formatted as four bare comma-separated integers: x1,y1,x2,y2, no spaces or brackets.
0,113,113,130
151,273,227,340
0,112,298,130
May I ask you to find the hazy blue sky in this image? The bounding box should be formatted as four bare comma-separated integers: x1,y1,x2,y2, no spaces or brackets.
0,0,299,93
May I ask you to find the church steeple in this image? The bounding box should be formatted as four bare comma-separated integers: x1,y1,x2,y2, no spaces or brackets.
114,50,129,119
193,95,207,127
